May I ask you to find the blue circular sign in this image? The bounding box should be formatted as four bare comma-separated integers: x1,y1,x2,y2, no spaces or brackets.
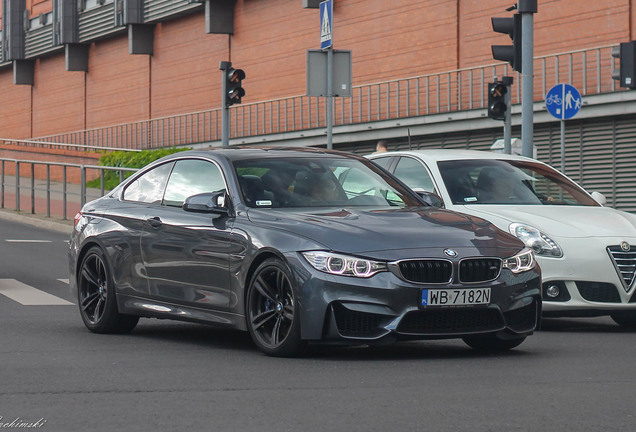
546,84,582,120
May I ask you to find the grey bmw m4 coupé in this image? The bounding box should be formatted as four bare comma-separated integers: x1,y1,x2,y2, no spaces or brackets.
69,147,541,356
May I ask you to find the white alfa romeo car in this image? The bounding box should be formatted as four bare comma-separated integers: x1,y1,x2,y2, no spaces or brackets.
369,149,636,327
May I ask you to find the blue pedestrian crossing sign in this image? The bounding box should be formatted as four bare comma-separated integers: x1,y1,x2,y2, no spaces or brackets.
546,83,582,120
320,0,333,50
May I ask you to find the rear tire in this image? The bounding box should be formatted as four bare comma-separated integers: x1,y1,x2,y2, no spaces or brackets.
610,311,636,329
77,246,139,334
462,334,526,352
246,258,306,357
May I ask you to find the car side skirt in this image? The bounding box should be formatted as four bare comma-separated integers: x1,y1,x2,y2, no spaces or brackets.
117,294,247,331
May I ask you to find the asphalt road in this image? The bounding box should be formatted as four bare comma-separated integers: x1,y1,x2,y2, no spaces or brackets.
0,214,635,432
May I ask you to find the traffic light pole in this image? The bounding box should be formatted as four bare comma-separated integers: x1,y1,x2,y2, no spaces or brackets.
502,76,513,154
519,0,537,158
220,61,231,148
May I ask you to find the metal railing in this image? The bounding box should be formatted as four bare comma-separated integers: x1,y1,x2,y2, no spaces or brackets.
0,158,138,220
11,44,621,152
0,137,141,153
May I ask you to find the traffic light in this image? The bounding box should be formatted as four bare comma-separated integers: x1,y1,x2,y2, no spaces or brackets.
488,81,508,120
225,67,246,106
612,41,636,89
491,13,522,73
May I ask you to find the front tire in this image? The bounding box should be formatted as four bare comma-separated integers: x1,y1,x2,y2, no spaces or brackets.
610,311,636,329
77,246,139,334
462,334,526,352
246,258,305,357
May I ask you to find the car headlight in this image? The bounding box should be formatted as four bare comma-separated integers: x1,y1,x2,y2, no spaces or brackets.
502,248,536,274
509,223,563,257
301,251,388,278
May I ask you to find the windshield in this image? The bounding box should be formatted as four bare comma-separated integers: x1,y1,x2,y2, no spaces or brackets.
234,156,422,208
437,159,600,206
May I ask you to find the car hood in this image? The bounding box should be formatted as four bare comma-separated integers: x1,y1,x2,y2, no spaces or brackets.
245,206,523,259
456,205,636,239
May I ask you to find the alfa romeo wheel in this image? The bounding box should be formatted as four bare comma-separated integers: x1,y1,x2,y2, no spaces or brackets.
78,246,139,334
246,258,305,357
610,311,636,329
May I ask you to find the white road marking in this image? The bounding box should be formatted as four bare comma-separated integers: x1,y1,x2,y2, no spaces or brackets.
0,279,73,306
5,239,52,243
58,279,70,285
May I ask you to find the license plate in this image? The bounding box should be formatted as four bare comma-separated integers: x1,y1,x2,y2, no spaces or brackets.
421,288,491,307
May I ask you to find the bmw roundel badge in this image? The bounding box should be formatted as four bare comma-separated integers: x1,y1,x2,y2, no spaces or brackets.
444,249,458,257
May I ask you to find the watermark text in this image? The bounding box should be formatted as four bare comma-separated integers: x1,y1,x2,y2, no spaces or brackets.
0,416,46,429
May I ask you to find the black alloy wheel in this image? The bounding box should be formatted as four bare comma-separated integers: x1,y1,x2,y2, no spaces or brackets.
78,246,139,334
246,258,305,356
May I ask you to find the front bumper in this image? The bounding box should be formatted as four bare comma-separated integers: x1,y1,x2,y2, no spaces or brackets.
536,237,636,316
287,253,542,343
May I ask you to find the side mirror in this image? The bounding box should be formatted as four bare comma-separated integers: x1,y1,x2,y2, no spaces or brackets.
183,191,229,214
414,189,444,208
590,191,607,206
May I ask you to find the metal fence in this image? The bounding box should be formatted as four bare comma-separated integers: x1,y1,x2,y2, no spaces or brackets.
15,44,619,152
0,158,138,220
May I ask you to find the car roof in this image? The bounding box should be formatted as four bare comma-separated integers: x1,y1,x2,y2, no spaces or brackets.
171,146,360,162
369,149,539,164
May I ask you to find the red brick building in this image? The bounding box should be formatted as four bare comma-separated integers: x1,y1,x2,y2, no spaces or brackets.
0,0,633,138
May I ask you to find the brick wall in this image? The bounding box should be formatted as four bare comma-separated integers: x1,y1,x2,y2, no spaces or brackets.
32,56,86,137
85,36,151,129
151,15,228,118
0,71,32,138
27,0,51,18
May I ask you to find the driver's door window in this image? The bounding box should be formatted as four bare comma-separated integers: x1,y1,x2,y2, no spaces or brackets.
163,159,226,207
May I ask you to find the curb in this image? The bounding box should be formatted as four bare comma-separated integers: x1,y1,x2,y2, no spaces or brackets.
0,209,73,235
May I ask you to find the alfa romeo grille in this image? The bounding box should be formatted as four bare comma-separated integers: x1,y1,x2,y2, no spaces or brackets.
398,260,452,284
607,246,636,292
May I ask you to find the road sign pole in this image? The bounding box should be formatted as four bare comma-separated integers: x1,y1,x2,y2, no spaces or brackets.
320,0,334,149
560,83,566,171
326,47,333,149
560,119,566,172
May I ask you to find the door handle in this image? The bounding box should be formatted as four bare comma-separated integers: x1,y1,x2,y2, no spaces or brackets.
146,216,162,228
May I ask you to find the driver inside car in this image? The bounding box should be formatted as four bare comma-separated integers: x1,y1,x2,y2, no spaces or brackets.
293,170,343,204
476,166,516,203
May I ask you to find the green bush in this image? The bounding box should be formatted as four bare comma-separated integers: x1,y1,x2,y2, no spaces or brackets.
87,147,190,190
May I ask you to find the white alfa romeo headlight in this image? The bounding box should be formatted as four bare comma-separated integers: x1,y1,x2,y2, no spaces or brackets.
509,223,563,257
302,251,388,278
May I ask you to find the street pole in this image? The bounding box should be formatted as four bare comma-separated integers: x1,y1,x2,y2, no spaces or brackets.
326,47,333,149
560,119,565,172
502,76,513,154
219,61,231,148
519,0,537,158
